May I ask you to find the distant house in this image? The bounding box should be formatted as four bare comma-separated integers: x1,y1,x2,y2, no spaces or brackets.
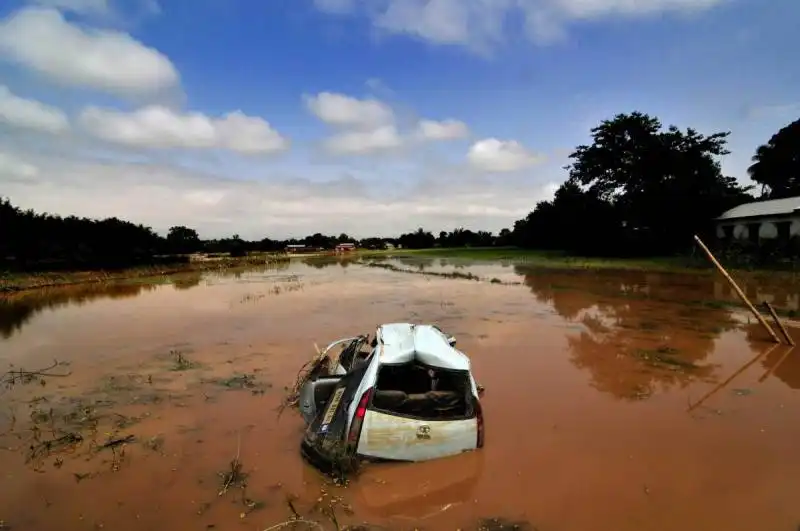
285,244,309,254
715,196,800,244
334,242,357,253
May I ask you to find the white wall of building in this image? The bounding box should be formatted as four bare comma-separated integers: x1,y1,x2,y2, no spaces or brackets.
716,215,800,240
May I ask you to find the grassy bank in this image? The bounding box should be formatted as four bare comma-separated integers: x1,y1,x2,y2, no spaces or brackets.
0,253,290,293
359,246,800,278
359,247,708,272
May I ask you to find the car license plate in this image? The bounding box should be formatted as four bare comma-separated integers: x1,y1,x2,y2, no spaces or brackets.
319,387,345,431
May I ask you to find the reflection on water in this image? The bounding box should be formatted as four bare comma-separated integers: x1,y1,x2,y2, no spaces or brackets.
0,283,158,339
0,263,295,340
744,323,800,389
301,255,359,268
715,280,800,312
513,266,744,399
761,346,800,388
171,272,203,290
394,255,434,270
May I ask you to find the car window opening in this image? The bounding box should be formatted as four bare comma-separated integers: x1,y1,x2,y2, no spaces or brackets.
371,362,473,420
338,336,373,371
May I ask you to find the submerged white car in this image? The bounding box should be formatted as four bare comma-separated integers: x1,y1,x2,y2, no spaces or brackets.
299,323,484,473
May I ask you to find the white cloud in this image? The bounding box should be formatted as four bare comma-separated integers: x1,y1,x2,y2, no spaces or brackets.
27,0,163,21
416,119,469,140
78,105,289,154
554,0,724,19
306,91,405,155
3,150,558,238
305,92,394,129
0,152,39,179
0,85,69,133
315,0,729,50
374,0,506,50
306,92,471,154
467,138,543,172
323,125,403,154
28,0,110,15
0,7,179,97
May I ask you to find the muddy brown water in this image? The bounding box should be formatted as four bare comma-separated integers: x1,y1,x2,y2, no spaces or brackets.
1,257,800,531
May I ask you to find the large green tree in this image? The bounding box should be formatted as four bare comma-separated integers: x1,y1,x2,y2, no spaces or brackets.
166,225,201,254
512,112,752,255
747,118,800,199
566,112,750,253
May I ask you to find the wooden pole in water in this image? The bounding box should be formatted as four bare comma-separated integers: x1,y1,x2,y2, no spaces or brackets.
763,301,795,346
693,235,780,344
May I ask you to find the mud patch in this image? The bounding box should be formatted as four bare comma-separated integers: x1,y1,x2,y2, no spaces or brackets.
477,517,539,531
209,372,270,394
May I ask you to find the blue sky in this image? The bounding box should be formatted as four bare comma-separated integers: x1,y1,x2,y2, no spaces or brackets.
0,0,797,238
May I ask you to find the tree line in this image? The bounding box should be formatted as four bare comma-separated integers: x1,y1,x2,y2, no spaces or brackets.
1,112,798,272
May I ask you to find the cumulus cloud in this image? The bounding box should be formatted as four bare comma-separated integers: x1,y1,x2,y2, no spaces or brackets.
0,152,39,180
415,119,469,140
323,125,403,154
0,7,179,97
467,138,543,172
305,91,403,154
306,92,470,154
28,0,110,15
305,91,394,129
315,0,729,49
26,0,163,24
0,85,69,133
3,150,557,238
78,105,289,154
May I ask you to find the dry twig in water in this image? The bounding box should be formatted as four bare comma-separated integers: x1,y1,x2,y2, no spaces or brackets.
261,518,324,531
26,432,83,464
218,430,243,496
2,359,72,389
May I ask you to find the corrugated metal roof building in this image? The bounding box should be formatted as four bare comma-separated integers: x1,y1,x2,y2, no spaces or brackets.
716,196,800,221
715,195,800,242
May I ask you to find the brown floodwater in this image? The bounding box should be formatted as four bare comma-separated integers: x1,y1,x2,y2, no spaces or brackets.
1,257,800,531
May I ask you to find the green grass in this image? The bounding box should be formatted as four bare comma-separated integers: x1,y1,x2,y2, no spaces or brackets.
358,247,800,287
359,247,706,272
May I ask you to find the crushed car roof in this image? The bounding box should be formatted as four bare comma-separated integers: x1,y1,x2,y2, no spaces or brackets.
376,323,471,371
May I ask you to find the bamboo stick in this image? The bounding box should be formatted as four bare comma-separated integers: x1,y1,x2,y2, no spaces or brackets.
763,301,795,346
693,235,780,344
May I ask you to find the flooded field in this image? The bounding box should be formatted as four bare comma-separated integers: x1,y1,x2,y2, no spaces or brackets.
1,256,799,531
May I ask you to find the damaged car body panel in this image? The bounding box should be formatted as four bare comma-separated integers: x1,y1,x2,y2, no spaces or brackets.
298,323,484,472
356,411,479,462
